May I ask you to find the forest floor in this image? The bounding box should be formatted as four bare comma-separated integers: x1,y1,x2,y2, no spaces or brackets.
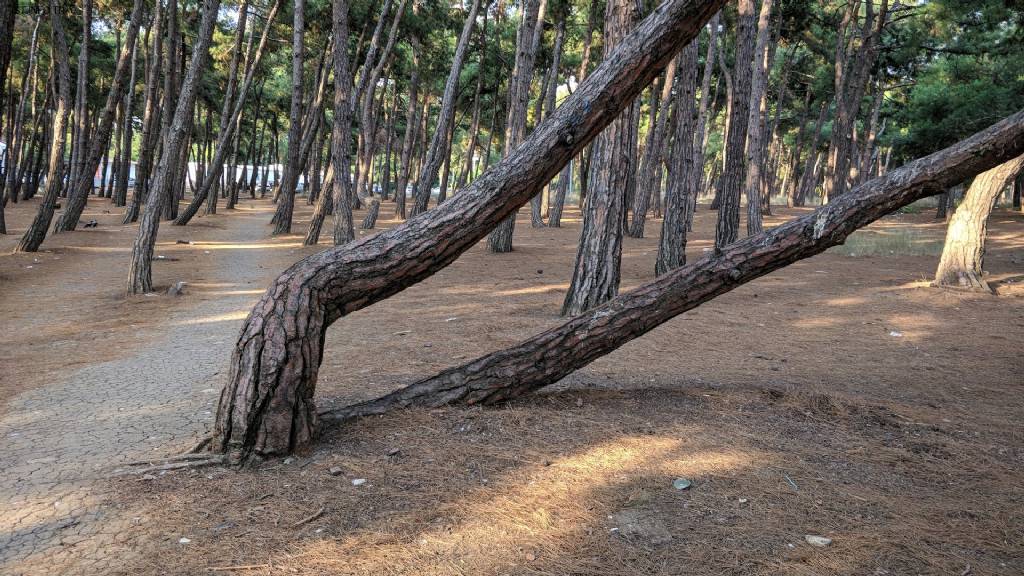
0,195,1022,575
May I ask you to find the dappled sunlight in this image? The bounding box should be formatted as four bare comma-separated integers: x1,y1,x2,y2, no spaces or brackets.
181,241,306,251
267,436,757,574
171,310,250,326
497,282,569,296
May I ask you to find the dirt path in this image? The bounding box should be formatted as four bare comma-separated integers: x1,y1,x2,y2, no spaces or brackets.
0,201,303,573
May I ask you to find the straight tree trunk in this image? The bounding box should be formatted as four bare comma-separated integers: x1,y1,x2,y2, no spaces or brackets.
560,0,640,316
55,0,145,233
392,45,421,220
15,0,72,251
743,0,774,236
209,0,730,463
328,0,355,245
322,111,1024,424
655,41,698,275
714,0,756,248
487,0,544,253
628,59,675,238
127,0,222,294
0,0,13,231
67,0,92,201
271,0,306,235
933,155,1024,292
124,0,164,224
175,0,281,225
411,0,481,216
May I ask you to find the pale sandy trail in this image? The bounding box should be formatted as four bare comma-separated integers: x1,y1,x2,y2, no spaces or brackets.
0,202,301,574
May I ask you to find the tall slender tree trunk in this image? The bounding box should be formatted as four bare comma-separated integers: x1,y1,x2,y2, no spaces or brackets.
0,0,13,231
393,45,421,220
328,0,355,245
743,0,773,236
66,0,92,202
714,0,755,248
487,0,544,253
933,155,1024,292
124,0,164,224
628,58,675,238
561,0,640,316
411,0,482,216
655,41,698,275
271,0,306,235
126,0,222,294
55,0,144,233
16,0,72,251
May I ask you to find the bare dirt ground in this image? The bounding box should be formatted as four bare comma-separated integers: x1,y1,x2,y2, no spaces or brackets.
0,194,1021,575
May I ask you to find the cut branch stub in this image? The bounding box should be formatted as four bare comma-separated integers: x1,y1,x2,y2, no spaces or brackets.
212,0,729,462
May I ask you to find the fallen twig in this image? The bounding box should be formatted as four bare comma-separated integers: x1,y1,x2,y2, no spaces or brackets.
291,506,325,528
207,564,271,572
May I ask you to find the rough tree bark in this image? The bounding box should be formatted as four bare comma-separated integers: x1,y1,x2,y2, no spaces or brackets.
54,0,145,233
66,0,92,205
321,110,1024,423
0,0,13,231
560,0,641,317
932,155,1024,292
715,0,755,248
271,0,306,235
15,0,72,252
627,60,673,239
392,44,421,220
655,40,698,276
486,0,543,253
209,0,729,463
410,0,481,216
743,0,774,236
329,0,355,246
126,0,222,294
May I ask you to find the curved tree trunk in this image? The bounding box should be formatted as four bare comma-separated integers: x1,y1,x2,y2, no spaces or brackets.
210,0,730,463
933,155,1024,292
321,110,1024,423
